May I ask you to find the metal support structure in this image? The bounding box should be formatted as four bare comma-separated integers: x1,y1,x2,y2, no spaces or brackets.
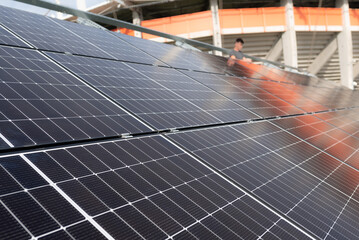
336,0,354,89
265,35,283,62
281,0,298,68
118,0,143,38
175,41,200,51
210,0,223,56
307,35,338,75
132,8,143,38
14,0,305,74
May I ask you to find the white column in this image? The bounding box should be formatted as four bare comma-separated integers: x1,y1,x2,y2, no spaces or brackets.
76,0,86,10
210,0,223,56
265,36,283,62
336,0,354,89
281,0,298,68
132,8,143,38
55,0,63,19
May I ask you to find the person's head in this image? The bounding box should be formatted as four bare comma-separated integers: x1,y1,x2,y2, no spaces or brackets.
234,38,244,51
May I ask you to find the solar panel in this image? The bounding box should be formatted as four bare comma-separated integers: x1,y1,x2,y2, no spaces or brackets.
244,78,331,112
181,70,305,117
116,33,229,74
50,18,162,65
0,6,113,58
0,25,29,48
2,4,359,240
168,118,359,239
0,135,311,239
0,46,150,149
47,52,259,129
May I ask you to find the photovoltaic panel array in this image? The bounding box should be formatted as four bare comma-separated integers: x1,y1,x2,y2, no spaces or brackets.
180,70,305,117
116,33,227,74
0,135,311,239
0,45,150,150
168,117,359,239
1,4,359,240
0,25,29,48
47,52,259,129
0,6,160,65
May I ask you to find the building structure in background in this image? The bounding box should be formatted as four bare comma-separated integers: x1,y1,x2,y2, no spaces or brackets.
64,0,359,89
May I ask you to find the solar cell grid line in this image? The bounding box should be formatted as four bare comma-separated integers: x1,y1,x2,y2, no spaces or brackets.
0,5,113,59
0,25,30,48
271,113,359,169
242,120,359,240
315,109,359,138
47,17,162,66
46,52,260,130
267,82,359,110
179,70,306,117
114,32,226,74
244,78,330,113
167,119,359,239
127,63,260,123
0,134,313,239
0,156,112,239
323,176,359,240
0,45,151,150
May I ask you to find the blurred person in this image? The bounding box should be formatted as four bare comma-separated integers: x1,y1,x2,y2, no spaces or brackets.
227,38,252,66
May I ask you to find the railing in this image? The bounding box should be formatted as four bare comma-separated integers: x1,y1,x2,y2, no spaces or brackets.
13,0,308,75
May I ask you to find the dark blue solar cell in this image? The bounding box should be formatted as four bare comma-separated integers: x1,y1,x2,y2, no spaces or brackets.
79,175,127,209
1,192,59,236
0,155,47,189
0,26,29,47
30,186,84,226
115,205,167,239
134,199,183,235
67,221,107,240
95,212,142,239
58,180,108,216
0,203,31,240
0,166,23,195
25,152,72,183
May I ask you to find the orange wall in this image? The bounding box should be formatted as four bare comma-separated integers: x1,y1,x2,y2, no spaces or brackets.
222,7,286,28
350,9,359,27
294,7,342,30
141,11,213,40
113,7,359,39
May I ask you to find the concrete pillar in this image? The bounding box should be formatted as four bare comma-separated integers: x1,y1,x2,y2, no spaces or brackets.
307,35,338,75
132,8,143,38
76,0,86,10
265,36,283,62
210,0,223,56
55,0,63,19
336,0,354,89
281,0,298,68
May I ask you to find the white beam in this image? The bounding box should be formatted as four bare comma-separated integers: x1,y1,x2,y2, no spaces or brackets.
336,0,354,89
210,0,222,56
307,36,338,75
265,36,283,62
281,0,298,68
